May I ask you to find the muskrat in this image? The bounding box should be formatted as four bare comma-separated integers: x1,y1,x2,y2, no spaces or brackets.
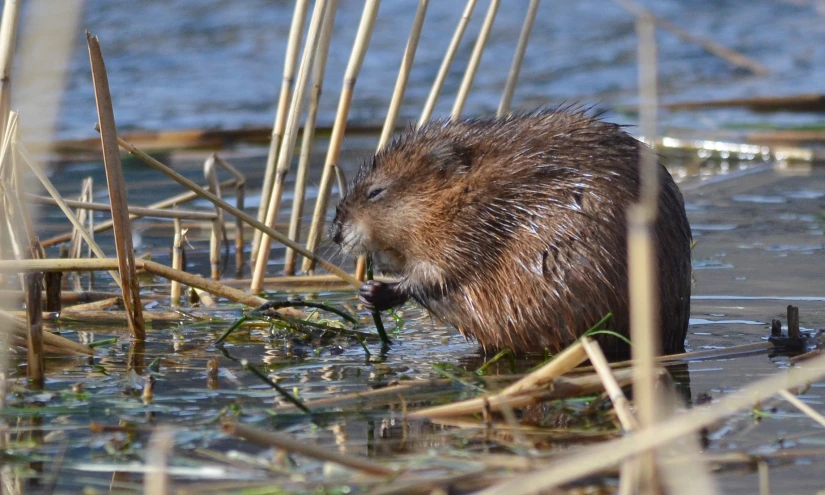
330,108,692,357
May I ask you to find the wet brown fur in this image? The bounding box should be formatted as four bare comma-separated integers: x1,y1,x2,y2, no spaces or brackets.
331,108,692,357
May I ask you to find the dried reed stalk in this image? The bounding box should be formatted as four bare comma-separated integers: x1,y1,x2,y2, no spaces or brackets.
110,132,361,287
611,0,770,75
475,353,825,495
354,0,430,280
252,0,331,293
451,0,500,119
144,427,173,495
0,308,92,355
410,341,588,418
779,389,825,429
87,32,144,340
252,0,311,266
203,156,225,280
581,337,638,430
40,178,237,248
28,194,218,221
419,0,478,126
224,422,395,476
69,177,93,291
627,15,661,493
212,155,246,276
301,0,381,273
24,270,44,387
193,288,216,308
17,136,122,285
497,0,539,116
170,217,183,307
0,0,20,140
64,296,120,312
283,0,338,275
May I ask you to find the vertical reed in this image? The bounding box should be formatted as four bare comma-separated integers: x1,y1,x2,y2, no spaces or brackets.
497,0,539,117
627,14,661,494
24,269,44,388
283,0,339,275
170,217,183,307
0,0,20,141
251,0,332,293
419,0,477,126
86,32,145,340
252,0,311,266
212,155,245,277
354,0,430,280
302,0,381,274
451,0,500,119
203,155,225,280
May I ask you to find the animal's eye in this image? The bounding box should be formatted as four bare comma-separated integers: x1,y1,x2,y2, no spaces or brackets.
367,187,385,201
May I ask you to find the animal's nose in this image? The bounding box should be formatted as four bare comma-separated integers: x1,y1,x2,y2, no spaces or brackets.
329,221,342,244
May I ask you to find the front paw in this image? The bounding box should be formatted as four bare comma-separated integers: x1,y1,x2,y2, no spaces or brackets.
359,280,407,311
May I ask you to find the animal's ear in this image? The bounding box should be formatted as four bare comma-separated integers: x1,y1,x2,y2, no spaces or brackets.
425,140,473,173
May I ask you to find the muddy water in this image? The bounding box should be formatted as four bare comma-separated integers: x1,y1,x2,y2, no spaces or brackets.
1,147,820,494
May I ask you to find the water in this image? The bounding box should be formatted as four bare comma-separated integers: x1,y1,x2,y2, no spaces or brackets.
11,0,825,141
6,1,825,493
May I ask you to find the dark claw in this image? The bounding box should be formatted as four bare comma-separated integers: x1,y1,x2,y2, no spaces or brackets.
359,280,408,311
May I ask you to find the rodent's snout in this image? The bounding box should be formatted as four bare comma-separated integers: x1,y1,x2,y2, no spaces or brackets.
329,206,343,245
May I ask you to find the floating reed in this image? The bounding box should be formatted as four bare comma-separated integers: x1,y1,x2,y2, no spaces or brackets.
252,0,310,267
0,308,92,356
419,0,478,126
223,422,395,476
283,0,338,275
353,0,430,281
87,32,144,340
475,353,825,495
497,0,539,116
107,131,361,287
252,0,333,293
627,14,661,493
301,0,381,273
451,0,500,119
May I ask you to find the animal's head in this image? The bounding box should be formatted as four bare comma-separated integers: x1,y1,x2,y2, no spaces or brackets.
329,128,474,274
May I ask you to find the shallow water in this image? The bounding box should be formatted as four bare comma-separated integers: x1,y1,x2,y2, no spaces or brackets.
5,0,825,493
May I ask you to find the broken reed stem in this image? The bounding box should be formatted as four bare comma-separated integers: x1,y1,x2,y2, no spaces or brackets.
170,217,183,307
581,337,638,431
223,422,395,476
419,0,478,126
40,178,237,248
611,0,770,76
0,309,92,355
253,0,311,267
301,0,380,274
354,0,430,281
252,0,331,293
628,14,661,494
0,0,20,141
24,270,44,387
497,0,539,117
17,136,122,286
106,131,361,288
203,156,225,280
283,0,338,275
26,194,217,220
778,389,825,429
476,354,825,495
451,0,500,119
87,32,145,340
212,155,246,277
